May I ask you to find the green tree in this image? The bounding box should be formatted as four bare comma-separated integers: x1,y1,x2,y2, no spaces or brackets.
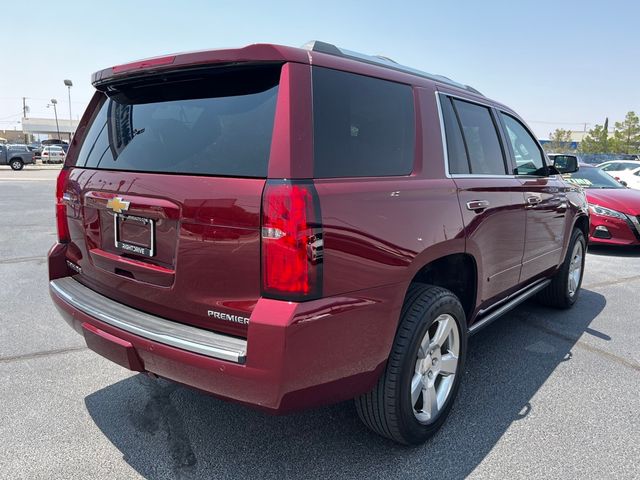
545,128,574,153
610,111,640,154
579,120,611,153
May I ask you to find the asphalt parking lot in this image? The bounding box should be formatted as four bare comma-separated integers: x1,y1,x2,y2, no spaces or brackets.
1,167,639,480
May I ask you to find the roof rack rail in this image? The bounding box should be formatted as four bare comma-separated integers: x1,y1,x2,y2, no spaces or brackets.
302,40,483,96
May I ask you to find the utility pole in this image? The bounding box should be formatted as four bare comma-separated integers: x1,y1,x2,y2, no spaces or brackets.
64,80,73,141
50,99,60,140
22,97,28,144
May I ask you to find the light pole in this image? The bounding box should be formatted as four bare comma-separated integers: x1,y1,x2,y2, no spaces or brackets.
63,79,73,141
47,99,61,140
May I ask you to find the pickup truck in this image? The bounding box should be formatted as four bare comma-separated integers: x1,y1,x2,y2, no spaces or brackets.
0,144,35,170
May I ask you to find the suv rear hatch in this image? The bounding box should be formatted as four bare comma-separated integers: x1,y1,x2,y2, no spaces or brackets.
61,63,282,338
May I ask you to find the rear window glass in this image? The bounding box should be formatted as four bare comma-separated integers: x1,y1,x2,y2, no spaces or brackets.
76,64,281,177
312,67,415,178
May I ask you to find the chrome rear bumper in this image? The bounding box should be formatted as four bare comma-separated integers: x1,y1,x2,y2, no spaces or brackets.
49,277,247,363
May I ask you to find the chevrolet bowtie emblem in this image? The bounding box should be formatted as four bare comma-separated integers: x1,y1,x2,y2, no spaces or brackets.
106,196,130,213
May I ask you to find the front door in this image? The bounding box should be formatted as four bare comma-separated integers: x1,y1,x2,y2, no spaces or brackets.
498,112,567,281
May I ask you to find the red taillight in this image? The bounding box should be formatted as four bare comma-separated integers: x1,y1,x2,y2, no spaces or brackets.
56,168,71,243
261,180,323,300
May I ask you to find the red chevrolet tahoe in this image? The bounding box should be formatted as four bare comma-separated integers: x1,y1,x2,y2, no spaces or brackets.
49,41,589,444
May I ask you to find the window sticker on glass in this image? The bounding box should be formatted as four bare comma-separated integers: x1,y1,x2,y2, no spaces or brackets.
562,174,592,187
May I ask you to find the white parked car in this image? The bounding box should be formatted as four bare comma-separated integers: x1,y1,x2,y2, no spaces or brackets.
41,145,66,164
615,167,640,190
597,160,640,178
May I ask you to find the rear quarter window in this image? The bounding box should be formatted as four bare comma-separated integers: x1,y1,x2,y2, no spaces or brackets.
312,67,415,178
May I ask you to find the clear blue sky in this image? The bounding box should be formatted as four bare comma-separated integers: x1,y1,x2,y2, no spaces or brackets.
1,0,638,138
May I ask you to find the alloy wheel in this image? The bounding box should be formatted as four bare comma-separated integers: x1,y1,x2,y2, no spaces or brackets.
568,241,583,297
411,313,460,424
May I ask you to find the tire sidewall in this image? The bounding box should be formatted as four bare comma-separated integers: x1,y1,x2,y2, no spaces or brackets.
396,293,467,444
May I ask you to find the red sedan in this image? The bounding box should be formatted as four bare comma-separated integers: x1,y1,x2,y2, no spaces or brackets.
563,165,640,246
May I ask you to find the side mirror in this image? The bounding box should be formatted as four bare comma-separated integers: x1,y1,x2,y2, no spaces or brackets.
553,155,579,174
619,180,628,187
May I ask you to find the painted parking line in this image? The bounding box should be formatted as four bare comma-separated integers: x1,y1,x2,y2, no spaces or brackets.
0,177,56,181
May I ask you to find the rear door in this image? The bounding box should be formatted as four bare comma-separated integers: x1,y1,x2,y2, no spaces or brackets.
63,63,283,337
439,93,526,305
498,112,568,280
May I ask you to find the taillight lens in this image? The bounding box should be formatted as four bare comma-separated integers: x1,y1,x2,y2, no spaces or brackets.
56,168,70,243
261,180,323,300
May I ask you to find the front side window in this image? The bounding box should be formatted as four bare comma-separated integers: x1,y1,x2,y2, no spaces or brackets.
452,99,506,175
500,113,546,176
312,67,415,178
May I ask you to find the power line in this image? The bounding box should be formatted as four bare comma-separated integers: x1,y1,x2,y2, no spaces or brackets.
528,120,592,125
0,112,22,120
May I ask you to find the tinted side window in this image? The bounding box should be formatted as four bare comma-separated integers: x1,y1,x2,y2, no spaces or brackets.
440,96,469,174
500,113,546,175
452,99,506,175
313,67,415,178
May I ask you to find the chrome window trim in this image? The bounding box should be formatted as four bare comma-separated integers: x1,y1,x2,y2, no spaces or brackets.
435,92,452,179
451,174,518,179
436,91,515,180
436,90,553,180
50,277,247,363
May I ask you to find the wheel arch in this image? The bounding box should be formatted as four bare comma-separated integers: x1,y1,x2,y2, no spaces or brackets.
404,251,478,325
573,214,589,239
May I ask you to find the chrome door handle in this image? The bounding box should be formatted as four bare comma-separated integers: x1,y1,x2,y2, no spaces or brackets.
526,195,542,206
466,200,490,211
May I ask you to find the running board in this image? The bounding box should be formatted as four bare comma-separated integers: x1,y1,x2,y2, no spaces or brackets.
468,279,551,335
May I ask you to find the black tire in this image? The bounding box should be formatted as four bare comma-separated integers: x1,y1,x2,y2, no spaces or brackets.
537,228,586,309
355,284,467,445
10,158,24,171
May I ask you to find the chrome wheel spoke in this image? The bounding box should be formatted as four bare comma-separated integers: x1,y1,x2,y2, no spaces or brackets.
422,383,438,419
431,315,454,348
417,331,430,358
410,373,423,406
440,353,458,375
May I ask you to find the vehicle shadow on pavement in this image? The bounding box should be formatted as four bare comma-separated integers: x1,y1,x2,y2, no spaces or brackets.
85,289,606,480
588,245,640,257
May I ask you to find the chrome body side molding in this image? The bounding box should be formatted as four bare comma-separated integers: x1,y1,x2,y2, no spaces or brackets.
469,279,551,335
